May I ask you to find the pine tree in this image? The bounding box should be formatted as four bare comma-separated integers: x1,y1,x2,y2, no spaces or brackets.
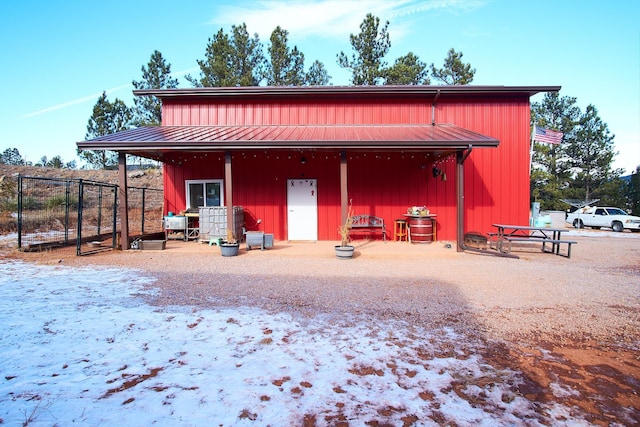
430,48,475,85
80,92,132,169
566,105,620,202
530,92,580,209
337,14,390,85
132,50,178,126
385,52,430,85
187,23,265,87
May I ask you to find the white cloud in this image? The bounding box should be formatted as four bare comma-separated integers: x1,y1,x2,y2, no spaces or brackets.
210,0,484,41
21,66,199,119
22,84,131,118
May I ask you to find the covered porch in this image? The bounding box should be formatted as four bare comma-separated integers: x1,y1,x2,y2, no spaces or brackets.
78,122,498,252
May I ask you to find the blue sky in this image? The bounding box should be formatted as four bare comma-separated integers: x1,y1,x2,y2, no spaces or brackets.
1,0,638,174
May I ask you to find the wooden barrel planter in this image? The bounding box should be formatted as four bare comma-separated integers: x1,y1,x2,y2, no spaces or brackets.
409,217,435,243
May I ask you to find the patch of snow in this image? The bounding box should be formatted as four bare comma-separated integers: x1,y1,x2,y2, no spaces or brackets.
0,261,591,425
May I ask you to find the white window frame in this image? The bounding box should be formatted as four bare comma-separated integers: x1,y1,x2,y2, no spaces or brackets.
185,179,224,209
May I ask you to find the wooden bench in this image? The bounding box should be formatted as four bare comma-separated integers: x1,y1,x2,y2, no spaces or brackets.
350,215,387,241
502,236,577,258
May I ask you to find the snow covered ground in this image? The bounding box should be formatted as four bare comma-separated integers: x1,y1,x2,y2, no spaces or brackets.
0,259,598,426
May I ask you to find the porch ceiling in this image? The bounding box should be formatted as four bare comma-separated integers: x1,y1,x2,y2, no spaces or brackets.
78,124,499,156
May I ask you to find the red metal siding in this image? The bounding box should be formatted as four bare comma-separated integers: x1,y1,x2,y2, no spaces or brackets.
162,98,433,126
163,153,226,215
436,97,531,235
161,93,532,242
164,151,459,241
233,151,341,240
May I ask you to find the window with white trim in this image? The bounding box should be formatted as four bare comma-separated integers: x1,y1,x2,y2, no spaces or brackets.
185,180,223,209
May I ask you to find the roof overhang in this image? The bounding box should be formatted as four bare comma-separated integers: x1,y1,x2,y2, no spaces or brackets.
133,85,560,99
77,124,499,159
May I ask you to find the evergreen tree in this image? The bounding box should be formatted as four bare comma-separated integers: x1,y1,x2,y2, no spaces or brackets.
187,23,265,87
132,50,179,126
265,26,306,86
430,48,475,85
530,92,580,210
385,52,430,85
80,92,132,169
337,14,390,85
305,60,331,86
0,148,27,165
35,155,67,168
565,104,621,202
627,166,640,215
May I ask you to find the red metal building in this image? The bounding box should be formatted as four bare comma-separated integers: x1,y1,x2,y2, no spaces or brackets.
78,85,559,249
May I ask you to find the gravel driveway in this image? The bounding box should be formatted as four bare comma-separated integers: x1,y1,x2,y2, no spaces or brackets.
6,229,640,424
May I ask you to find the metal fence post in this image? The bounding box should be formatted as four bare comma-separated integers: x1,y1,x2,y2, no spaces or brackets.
97,185,103,236
112,185,118,249
76,179,83,256
17,174,22,250
141,187,147,234
64,180,70,245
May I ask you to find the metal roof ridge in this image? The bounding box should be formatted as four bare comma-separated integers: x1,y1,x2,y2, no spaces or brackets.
134,85,560,98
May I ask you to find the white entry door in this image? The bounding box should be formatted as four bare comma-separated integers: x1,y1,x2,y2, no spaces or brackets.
287,179,318,241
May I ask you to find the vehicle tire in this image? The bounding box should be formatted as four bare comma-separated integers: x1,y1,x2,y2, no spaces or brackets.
573,219,583,229
611,221,624,232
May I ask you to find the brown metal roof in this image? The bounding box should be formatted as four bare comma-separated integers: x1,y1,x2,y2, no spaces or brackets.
78,124,499,153
134,85,560,99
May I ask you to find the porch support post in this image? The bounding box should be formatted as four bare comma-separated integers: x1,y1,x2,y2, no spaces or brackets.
456,151,464,252
340,151,348,225
456,145,473,252
118,152,130,250
225,151,233,238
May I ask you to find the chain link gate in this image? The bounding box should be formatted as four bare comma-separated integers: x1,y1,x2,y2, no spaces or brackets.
17,175,163,256
17,176,118,255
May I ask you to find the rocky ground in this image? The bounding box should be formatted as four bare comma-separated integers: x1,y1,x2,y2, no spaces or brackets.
0,164,163,188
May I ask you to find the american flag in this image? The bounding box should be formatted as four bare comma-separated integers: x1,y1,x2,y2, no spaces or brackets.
533,125,563,144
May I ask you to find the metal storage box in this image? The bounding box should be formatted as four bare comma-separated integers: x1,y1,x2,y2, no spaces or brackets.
164,216,186,230
245,231,274,250
164,215,188,240
139,240,166,250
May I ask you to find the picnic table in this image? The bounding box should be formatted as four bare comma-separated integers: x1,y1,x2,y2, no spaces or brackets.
490,224,577,258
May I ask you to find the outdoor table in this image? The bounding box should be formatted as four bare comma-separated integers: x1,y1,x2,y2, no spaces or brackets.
491,224,569,255
403,214,437,243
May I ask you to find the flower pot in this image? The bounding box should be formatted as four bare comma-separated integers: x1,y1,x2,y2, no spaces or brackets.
220,242,240,257
335,245,355,259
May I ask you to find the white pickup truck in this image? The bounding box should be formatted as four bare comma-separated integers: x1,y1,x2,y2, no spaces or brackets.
566,206,640,232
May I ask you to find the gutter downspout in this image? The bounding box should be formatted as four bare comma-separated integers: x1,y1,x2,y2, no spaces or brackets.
431,90,441,125
457,145,518,258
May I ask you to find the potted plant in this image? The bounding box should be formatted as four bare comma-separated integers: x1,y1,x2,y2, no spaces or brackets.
335,202,355,259
220,229,240,257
